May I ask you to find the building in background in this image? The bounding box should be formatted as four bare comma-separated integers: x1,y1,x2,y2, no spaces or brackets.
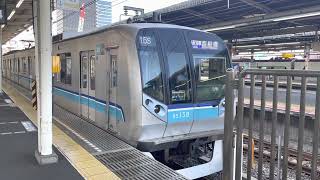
96,0,112,28
53,0,112,38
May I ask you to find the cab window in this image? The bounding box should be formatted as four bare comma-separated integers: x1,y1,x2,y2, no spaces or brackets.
158,29,192,104
137,30,165,102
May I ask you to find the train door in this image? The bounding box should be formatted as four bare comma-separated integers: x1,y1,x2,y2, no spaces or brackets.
80,51,96,121
80,52,89,119
107,48,119,132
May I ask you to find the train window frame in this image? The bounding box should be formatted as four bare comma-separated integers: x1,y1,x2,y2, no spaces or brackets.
59,53,72,85
136,29,166,103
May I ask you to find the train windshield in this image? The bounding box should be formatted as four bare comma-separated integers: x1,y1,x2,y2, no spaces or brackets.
137,30,165,102
158,29,192,104
137,28,230,105
187,31,228,102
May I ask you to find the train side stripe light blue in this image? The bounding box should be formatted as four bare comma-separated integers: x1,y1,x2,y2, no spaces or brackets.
53,87,125,122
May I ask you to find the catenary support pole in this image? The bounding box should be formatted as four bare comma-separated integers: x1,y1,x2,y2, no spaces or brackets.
34,0,58,165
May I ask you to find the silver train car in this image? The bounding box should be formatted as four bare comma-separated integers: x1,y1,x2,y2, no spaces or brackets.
2,23,231,178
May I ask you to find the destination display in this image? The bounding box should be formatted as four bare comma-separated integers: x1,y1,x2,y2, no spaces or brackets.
191,40,218,50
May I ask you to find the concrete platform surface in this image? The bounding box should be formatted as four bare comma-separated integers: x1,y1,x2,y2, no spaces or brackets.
0,92,83,180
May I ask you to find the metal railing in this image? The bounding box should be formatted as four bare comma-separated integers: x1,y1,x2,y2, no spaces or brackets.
223,68,320,180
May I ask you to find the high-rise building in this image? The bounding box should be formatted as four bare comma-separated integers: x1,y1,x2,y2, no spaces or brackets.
53,0,112,38
96,0,112,28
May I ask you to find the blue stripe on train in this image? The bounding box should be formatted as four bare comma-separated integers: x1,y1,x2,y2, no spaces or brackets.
53,87,125,122
53,87,222,124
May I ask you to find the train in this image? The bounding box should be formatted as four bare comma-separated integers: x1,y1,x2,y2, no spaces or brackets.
2,23,231,179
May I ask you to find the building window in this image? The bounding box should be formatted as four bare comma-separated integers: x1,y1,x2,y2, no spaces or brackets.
60,53,72,85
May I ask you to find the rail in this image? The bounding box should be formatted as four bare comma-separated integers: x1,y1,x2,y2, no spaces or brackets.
223,69,320,180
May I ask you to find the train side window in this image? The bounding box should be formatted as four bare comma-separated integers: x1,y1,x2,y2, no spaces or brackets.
90,55,95,90
22,57,27,73
137,30,164,102
60,53,72,85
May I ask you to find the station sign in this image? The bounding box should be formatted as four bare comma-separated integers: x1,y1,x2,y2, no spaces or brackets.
0,0,7,25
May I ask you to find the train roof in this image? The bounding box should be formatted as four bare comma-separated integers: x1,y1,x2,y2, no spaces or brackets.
58,23,205,43
3,23,215,56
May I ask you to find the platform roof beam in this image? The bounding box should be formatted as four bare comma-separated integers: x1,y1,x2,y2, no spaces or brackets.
199,5,320,32
239,0,275,13
182,8,219,22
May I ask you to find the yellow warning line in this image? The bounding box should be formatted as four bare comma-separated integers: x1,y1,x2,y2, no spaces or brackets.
2,81,119,180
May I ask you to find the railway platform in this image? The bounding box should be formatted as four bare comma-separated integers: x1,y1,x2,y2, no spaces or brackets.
1,80,187,180
0,91,83,180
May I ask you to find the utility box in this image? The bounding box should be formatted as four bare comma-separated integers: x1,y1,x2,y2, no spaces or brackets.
0,0,6,25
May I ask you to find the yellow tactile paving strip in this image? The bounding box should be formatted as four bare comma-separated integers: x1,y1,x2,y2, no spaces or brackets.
244,98,315,116
2,82,119,180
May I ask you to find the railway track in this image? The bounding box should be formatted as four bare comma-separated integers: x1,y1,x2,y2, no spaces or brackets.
242,135,320,177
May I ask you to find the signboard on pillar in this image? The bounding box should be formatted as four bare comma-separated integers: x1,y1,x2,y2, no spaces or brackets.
0,0,7,25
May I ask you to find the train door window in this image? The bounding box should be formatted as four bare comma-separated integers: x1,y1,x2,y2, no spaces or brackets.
137,30,164,102
81,56,88,88
17,58,20,73
111,55,117,88
27,57,31,75
90,55,95,90
158,29,192,104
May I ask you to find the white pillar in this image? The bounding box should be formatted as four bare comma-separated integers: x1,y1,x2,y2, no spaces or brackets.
0,27,2,93
34,0,58,165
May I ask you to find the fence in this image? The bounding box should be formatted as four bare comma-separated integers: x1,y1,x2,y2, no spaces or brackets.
223,69,320,180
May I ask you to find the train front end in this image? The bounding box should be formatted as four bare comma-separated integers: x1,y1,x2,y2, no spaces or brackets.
136,25,231,178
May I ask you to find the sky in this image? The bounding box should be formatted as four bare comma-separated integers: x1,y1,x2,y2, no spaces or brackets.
3,0,187,51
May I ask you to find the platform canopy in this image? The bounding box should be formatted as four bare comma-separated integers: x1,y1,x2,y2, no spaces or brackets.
142,0,320,51
2,0,33,43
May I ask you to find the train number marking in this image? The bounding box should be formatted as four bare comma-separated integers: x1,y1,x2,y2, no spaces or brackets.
172,111,190,119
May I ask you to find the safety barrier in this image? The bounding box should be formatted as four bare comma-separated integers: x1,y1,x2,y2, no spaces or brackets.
223,69,320,180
